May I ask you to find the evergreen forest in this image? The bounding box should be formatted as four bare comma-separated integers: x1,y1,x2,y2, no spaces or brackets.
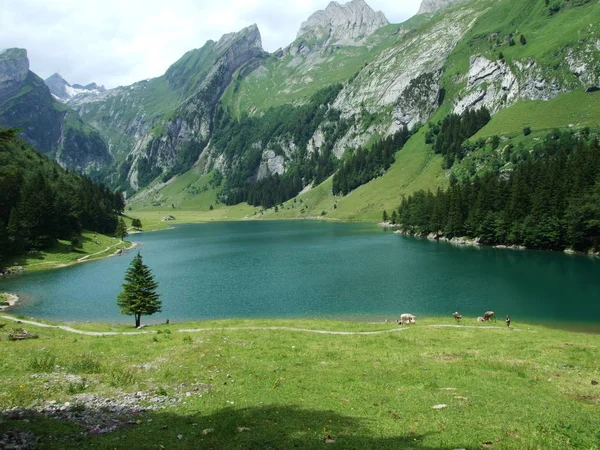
332,126,411,196
0,128,125,264
213,85,349,208
395,130,600,251
425,107,491,168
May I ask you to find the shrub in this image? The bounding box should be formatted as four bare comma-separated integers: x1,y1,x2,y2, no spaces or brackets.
69,353,103,374
523,127,532,136
28,353,57,372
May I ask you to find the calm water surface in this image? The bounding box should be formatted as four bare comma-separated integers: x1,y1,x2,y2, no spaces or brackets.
1,221,599,330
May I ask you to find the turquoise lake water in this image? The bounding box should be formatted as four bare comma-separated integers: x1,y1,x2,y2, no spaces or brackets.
1,221,599,330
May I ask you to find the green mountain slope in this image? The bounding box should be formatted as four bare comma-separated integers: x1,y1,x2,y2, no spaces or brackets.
66,0,600,220
0,49,111,175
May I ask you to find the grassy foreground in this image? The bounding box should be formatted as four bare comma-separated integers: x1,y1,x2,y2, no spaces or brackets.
0,316,598,449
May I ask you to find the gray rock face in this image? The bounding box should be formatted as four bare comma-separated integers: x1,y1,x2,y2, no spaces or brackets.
453,55,566,115
136,24,264,187
417,0,467,15
44,73,71,100
45,73,106,102
325,5,482,155
297,0,388,47
69,24,264,190
0,48,111,174
0,48,29,99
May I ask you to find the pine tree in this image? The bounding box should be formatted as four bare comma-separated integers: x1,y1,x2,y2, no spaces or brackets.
115,218,128,241
117,252,161,328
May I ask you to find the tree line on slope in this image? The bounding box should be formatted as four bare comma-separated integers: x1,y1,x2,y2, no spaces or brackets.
393,129,600,251
425,107,491,169
332,126,411,196
212,84,349,208
0,128,125,265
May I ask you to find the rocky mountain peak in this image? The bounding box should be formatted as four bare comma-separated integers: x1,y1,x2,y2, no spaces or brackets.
44,73,105,102
215,24,263,54
417,0,467,15
44,72,71,100
0,48,29,93
296,0,388,46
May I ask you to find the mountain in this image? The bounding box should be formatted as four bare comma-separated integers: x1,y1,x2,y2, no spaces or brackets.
6,0,600,220
44,73,105,102
66,24,264,190
0,49,111,174
417,0,467,15
296,0,388,49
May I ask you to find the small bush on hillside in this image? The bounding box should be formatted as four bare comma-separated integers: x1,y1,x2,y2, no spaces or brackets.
69,353,103,374
523,127,532,136
107,367,137,387
29,353,58,372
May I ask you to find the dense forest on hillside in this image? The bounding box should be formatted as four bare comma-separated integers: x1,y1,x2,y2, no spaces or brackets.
332,126,411,196
425,107,491,168
212,84,351,208
395,129,600,251
0,128,124,265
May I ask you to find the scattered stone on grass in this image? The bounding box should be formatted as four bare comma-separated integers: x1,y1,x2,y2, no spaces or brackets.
432,404,448,409
237,427,250,432
440,387,457,391
1,384,212,436
0,430,39,450
454,396,468,400
203,428,214,435
322,434,335,443
7,327,38,341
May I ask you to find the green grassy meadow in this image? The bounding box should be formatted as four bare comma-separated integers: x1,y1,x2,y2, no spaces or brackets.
7,231,133,273
0,316,598,449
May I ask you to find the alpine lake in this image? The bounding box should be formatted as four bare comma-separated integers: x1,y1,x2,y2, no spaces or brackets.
2,221,599,332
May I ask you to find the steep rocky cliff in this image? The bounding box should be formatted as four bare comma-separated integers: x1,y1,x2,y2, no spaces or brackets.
296,0,388,49
66,24,264,190
0,49,111,174
11,0,598,212
417,0,467,15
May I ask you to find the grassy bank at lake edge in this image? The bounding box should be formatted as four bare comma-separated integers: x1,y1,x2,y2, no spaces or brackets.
1,231,136,274
0,316,598,449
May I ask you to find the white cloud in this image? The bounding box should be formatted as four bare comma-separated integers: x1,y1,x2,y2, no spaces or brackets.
0,0,421,88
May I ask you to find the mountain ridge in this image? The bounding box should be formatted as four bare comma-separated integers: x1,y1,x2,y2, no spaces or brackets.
0,48,111,174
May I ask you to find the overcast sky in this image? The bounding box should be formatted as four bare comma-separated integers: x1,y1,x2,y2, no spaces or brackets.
0,0,421,89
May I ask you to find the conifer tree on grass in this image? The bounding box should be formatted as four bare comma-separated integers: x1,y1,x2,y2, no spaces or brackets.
117,252,161,328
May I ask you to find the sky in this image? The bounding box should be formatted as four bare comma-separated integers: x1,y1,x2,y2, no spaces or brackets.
0,0,421,89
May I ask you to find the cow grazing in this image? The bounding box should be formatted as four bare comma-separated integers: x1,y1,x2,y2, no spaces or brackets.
398,313,416,325
453,312,462,322
483,311,496,322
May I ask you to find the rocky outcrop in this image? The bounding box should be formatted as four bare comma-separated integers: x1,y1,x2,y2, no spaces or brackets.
0,48,29,100
257,150,286,180
328,5,482,154
133,25,264,187
565,38,600,91
45,73,105,102
417,0,467,15
453,55,564,115
296,0,388,48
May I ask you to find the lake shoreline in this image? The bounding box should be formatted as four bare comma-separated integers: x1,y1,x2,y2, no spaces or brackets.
0,292,19,311
1,240,138,276
392,228,600,258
